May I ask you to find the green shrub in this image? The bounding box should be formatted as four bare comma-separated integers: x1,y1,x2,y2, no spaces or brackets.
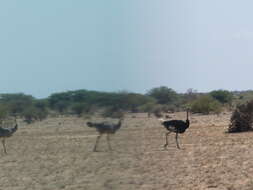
210,90,233,105
190,95,222,114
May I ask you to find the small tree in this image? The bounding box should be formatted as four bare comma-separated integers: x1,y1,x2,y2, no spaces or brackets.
228,100,253,133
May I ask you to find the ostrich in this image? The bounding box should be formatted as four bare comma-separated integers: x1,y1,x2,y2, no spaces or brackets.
0,118,18,154
159,109,190,149
86,118,123,152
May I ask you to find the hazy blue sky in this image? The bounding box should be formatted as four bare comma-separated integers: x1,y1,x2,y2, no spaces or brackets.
1,1,253,98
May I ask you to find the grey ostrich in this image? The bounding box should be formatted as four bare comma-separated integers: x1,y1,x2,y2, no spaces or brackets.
0,119,18,154
160,109,190,149
86,118,123,152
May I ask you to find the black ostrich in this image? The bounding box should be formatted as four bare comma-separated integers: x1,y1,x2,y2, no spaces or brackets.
160,109,190,149
86,118,123,152
0,118,18,154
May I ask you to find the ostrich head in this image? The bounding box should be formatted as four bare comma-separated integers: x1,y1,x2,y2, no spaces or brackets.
158,118,166,124
86,122,94,127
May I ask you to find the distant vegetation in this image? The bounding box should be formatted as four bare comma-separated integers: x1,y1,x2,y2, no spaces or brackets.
190,95,222,114
210,90,233,105
1,87,253,123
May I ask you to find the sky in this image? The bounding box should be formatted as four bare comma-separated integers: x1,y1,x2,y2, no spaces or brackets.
1,1,253,98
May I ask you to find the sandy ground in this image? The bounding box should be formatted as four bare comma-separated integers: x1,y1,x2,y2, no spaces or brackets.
1,112,253,190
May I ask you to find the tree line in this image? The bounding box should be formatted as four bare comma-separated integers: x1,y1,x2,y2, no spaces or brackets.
0,86,250,123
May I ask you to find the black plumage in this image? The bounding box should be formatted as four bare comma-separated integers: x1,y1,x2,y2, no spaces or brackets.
86,118,123,151
160,110,190,149
0,119,18,154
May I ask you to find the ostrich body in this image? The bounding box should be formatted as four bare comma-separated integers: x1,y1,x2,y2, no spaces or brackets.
160,110,190,149
0,119,18,154
86,118,123,151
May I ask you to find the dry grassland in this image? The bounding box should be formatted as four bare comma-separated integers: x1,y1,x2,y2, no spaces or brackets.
1,112,253,190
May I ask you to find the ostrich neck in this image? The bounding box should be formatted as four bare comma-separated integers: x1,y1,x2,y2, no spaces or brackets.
186,119,190,127
116,119,123,129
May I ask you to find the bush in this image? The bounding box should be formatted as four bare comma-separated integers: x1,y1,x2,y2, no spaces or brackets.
228,100,253,133
190,95,222,114
210,90,233,105
138,101,157,117
123,93,155,112
22,106,48,124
